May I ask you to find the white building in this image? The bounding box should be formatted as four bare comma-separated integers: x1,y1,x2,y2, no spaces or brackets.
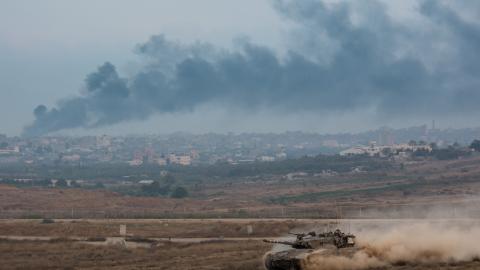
156,158,167,166
128,159,143,166
276,152,287,160
340,143,432,157
176,155,192,165
62,154,81,162
258,156,275,162
139,180,155,185
168,154,192,165
0,146,20,155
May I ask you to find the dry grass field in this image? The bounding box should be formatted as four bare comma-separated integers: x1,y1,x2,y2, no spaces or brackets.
0,239,270,270
1,219,480,269
2,157,480,269
0,219,301,238
3,156,480,220
3,237,480,270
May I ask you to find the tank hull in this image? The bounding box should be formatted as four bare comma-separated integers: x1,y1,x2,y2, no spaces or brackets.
264,251,303,270
264,247,360,270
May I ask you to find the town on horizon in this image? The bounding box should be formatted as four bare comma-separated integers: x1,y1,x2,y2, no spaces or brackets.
1,123,480,167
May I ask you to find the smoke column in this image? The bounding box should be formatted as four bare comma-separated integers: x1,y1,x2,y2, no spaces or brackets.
23,0,480,136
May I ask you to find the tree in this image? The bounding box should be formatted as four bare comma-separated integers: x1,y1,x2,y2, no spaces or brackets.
38,179,51,187
408,140,417,146
141,181,170,196
381,147,392,157
56,179,67,187
162,174,176,185
141,181,159,195
170,186,189,198
470,140,480,152
71,180,81,188
94,182,105,189
413,148,430,157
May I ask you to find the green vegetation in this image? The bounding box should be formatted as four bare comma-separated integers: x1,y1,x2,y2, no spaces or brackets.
56,179,67,187
170,186,189,198
0,155,390,182
470,139,480,152
432,148,470,160
94,182,105,189
140,180,171,196
413,142,472,160
0,154,389,199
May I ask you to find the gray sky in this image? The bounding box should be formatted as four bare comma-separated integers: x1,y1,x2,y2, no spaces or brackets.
0,0,283,135
1,0,480,136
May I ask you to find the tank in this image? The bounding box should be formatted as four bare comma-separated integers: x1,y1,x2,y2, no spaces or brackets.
263,229,356,270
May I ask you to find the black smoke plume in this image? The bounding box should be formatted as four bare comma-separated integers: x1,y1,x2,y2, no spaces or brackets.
23,0,480,136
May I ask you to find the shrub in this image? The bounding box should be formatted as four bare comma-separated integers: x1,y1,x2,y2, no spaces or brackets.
170,186,189,198
41,218,55,224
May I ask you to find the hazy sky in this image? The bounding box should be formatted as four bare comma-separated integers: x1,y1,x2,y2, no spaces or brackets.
0,0,284,135
1,0,480,136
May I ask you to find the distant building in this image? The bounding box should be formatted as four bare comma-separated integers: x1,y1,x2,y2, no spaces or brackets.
139,180,154,185
176,155,192,165
276,152,287,160
258,156,275,162
190,149,199,159
156,158,167,166
286,172,308,180
314,170,338,177
322,140,339,147
61,154,81,162
378,127,395,146
168,153,192,165
237,159,255,163
0,146,20,155
128,159,143,166
96,135,111,148
340,143,432,157
144,147,155,163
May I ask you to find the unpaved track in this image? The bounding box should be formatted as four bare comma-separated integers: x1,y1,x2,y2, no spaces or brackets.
0,235,269,243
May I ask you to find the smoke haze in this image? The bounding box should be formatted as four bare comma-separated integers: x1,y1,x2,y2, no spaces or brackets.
23,0,480,136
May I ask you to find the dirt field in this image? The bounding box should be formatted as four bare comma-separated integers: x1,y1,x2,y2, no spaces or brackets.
0,219,303,238
0,239,270,270
0,219,289,270
1,219,480,269
2,157,480,269
2,238,480,270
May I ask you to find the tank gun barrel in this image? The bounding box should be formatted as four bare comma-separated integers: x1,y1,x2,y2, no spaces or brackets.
263,239,295,246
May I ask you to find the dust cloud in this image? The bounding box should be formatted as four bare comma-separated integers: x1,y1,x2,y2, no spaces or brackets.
301,221,480,270
303,250,385,270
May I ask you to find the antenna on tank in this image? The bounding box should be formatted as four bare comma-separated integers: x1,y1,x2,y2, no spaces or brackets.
334,200,341,230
